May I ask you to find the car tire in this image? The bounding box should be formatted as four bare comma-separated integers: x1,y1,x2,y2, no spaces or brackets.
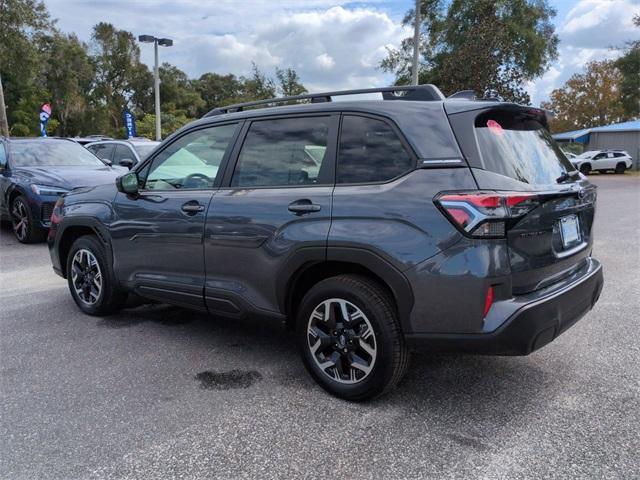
297,274,409,401
66,235,126,316
10,195,45,243
615,163,626,174
579,163,591,175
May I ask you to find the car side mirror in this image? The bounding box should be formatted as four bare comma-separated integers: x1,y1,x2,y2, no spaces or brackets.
116,171,139,195
119,158,135,169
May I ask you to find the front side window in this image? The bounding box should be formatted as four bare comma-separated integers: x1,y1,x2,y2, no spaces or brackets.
231,116,330,187
0,143,6,168
113,144,134,163
144,123,237,190
337,115,413,184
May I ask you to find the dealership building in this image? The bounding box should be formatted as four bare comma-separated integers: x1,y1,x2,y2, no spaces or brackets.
553,119,640,169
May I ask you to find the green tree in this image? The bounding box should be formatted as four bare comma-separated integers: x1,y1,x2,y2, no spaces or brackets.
90,22,152,136
159,63,204,117
381,0,558,104
136,112,191,140
0,0,53,135
238,63,276,102
541,60,626,132
195,72,243,115
614,14,639,118
41,33,94,136
275,67,307,97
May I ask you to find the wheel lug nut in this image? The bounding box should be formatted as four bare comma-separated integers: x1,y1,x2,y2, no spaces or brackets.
343,348,348,353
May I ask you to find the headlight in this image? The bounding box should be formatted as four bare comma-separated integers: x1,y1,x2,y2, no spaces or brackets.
30,184,69,196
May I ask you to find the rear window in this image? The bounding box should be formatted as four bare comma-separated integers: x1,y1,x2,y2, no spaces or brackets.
474,110,574,185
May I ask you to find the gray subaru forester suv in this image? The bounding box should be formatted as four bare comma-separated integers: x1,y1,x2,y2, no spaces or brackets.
48,85,603,400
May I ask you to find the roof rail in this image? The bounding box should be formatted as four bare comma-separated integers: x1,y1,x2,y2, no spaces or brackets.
447,90,477,100
203,84,445,118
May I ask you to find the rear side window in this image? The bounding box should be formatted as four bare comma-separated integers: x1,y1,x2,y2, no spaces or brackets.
337,115,413,184
232,116,330,187
474,110,574,185
89,143,114,161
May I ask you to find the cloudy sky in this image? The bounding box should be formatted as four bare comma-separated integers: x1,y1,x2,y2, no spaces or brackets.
44,0,640,106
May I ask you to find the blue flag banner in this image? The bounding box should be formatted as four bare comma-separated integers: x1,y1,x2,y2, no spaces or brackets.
123,109,137,138
39,103,51,137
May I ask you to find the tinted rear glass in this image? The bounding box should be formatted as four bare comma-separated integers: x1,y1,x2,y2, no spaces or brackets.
474,110,574,185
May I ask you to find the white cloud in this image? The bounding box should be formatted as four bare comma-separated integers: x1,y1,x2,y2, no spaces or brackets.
528,0,640,106
44,1,405,92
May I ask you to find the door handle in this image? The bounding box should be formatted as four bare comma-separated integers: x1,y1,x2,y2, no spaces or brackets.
288,199,321,215
181,201,205,214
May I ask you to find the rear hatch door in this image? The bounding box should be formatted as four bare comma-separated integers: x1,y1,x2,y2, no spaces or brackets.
446,103,597,294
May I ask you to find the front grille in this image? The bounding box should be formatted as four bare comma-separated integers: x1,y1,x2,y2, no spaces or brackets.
41,203,54,225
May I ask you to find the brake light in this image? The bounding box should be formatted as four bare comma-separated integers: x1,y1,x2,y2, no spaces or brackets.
435,191,540,238
483,286,494,317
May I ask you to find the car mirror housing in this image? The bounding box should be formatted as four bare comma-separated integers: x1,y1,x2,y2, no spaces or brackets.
119,158,135,169
116,171,139,195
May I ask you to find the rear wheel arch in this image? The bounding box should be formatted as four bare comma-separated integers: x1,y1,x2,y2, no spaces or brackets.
283,251,414,333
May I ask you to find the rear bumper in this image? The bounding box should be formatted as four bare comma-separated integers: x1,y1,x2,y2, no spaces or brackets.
405,257,603,355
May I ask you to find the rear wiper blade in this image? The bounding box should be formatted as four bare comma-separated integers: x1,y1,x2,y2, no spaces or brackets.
556,171,577,184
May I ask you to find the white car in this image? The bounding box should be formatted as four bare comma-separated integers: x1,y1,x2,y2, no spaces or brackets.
562,150,577,160
571,150,633,174
85,138,160,169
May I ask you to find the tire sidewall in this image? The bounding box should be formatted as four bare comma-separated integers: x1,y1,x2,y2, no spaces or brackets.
66,236,112,315
297,278,398,400
11,195,42,243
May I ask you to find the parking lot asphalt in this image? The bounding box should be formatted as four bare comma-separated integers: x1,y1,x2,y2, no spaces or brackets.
1,174,639,480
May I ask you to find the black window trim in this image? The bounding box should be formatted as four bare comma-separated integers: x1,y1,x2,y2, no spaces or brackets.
135,120,243,193
220,113,340,190
335,111,418,187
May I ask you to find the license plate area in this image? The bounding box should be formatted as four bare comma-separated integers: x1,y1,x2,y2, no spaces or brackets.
559,214,581,248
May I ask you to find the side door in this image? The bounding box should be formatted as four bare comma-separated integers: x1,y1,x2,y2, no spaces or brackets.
203,114,338,317
591,152,607,169
111,123,240,310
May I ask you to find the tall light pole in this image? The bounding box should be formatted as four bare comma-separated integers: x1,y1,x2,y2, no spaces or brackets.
138,35,173,141
412,0,421,85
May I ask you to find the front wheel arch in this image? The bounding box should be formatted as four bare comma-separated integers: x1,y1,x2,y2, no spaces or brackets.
56,219,113,279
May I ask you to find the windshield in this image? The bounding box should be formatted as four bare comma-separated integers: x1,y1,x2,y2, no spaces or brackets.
474,110,576,185
133,143,158,159
10,141,106,167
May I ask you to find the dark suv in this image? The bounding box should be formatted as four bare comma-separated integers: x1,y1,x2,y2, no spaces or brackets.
48,85,604,400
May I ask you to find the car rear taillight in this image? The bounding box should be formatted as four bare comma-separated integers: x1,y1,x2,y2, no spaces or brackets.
483,286,494,317
434,191,540,238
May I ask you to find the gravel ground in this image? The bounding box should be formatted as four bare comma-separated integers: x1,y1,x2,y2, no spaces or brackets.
1,174,638,480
